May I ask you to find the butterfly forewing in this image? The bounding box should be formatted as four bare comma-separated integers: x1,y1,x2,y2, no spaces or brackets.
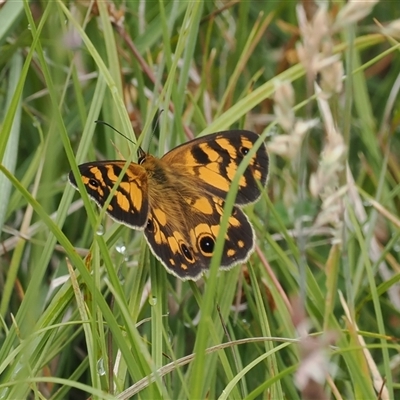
69,161,149,229
161,130,269,205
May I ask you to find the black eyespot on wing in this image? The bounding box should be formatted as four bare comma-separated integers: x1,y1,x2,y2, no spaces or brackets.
88,178,100,188
147,218,154,232
240,146,249,155
199,235,215,255
181,243,194,262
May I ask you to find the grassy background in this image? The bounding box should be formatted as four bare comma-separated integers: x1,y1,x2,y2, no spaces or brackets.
0,1,400,399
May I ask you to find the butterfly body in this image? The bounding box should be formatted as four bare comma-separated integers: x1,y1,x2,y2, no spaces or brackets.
69,130,268,280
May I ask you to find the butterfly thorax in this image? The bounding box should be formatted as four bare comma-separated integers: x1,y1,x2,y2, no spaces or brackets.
141,154,207,227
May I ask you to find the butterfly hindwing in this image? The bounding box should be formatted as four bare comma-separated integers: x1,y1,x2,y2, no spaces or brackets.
68,161,149,229
143,193,255,280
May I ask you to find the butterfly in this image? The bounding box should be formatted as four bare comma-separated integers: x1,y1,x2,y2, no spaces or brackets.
69,130,269,281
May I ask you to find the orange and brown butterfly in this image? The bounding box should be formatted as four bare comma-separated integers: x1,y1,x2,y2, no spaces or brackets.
69,130,268,281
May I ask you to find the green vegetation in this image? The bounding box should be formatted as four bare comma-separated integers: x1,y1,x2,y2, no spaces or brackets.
1,1,399,399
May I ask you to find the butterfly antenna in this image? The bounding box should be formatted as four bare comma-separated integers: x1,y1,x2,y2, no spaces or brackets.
154,109,164,133
146,109,164,148
94,120,136,145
